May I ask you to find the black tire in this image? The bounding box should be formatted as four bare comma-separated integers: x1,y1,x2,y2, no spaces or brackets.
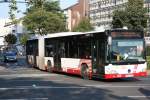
4,58,7,63
47,60,53,73
81,64,90,80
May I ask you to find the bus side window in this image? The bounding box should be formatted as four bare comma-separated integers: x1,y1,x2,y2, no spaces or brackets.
59,43,66,58
68,41,78,58
78,41,91,59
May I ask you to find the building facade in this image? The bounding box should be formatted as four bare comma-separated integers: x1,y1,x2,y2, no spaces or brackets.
89,0,150,32
89,0,128,30
145,0,150,36
64,0,89,31
0,18,25,46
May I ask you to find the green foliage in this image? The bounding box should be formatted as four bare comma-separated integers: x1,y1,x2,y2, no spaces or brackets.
23,0,66,35
4,34,17,45
72,18,93,32
26,0,60,13
146,56,150,69
112,10,126,28
26,0,46,12
44,1,61,12
112,0,148,31
8,0,18,23
146,46,150,56
19,34,29,45
23,9,66,35
146,46,150,69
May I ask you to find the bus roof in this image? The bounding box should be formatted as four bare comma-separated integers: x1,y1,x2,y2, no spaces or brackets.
44,32,84,38
28,30,106,40
28,28,141,40
45,31,106,38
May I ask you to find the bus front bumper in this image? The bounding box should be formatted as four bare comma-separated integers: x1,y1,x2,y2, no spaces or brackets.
104,72,147,79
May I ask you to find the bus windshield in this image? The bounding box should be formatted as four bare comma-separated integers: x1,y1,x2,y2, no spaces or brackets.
111,39,145,63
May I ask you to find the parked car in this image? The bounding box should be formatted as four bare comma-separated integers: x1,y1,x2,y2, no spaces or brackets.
3,52,17,62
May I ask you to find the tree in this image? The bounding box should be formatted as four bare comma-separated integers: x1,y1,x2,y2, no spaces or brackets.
44,1,61,12
4,34,17,45
8,0,18,24
19,34,29,45
112,0,148,31
26,0,60,12
23,9,66,35
72,18,94,32
112,10,126,28
23,0,66,35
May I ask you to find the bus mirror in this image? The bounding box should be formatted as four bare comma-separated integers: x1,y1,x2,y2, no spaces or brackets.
108,36,112,45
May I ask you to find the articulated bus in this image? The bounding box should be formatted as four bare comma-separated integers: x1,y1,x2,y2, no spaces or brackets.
26,29,147,79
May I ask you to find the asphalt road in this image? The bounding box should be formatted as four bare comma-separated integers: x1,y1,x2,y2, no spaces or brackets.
0,57,150,100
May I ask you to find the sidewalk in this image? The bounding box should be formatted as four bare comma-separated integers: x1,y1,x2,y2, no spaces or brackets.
0,66,6,70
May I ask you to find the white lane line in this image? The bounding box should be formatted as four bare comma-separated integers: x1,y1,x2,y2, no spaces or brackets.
0,98,48,100
0,73,57,78
10,80,64,82
128,96,150,98
0,86,86,90
0,84,150,90
84,84,150,88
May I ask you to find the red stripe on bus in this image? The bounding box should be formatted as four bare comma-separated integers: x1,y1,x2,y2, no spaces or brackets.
104,72,147,79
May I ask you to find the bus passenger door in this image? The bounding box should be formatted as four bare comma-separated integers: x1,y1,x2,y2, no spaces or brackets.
92,40,105,76
54,54,61,70
53,42,61,70
91,40,97,74
54,41,66,71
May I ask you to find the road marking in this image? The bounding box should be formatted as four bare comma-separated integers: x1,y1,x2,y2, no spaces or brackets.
0,73,58,78
0,86,86,90
0,83,150,90
127,96,150,98
0,98,48,100
11,80,64,82
84,84,150,88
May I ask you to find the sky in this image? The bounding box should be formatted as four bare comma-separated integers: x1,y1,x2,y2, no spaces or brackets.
0,0,78,19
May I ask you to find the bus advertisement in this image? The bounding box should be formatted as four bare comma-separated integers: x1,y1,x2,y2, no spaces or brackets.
26,29,147,79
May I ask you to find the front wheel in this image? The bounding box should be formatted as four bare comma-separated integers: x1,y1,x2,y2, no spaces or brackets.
81,64,90,80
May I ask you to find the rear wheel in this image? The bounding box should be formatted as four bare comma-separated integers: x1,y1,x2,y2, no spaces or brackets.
47,60,53,73
4,57,7,63
81,64,90,80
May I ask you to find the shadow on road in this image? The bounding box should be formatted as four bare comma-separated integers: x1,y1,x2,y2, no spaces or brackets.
139,88,150,100
54,72,141,83
0,76,137,100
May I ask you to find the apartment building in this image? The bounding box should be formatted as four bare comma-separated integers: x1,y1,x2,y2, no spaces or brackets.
64,0,89,31
89,0,150,32
0,18,25,46
89,0,128,30
145,0,150,36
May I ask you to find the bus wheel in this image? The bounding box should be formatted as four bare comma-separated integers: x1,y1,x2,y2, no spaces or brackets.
81,64,89,80
47,60,53,73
